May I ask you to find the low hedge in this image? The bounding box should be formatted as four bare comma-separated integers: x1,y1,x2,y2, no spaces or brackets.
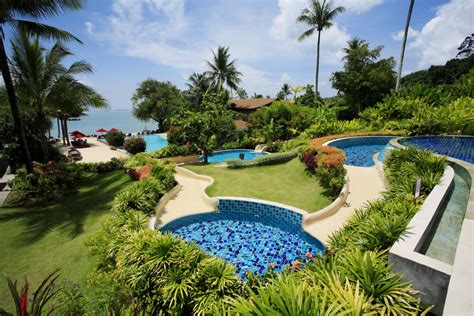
226,150,297,169
72,158,125,173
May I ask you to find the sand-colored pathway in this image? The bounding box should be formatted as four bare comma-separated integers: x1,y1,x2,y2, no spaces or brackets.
304,165,385,243
155,167,217,227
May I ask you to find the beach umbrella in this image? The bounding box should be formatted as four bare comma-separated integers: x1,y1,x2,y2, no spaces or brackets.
96,128,107,133
108,128,119,132
70,131,86,138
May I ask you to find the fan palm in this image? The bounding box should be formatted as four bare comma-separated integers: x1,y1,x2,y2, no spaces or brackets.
297,0,345,96
396,0,415,91
206,46,242,94
0,0,84,172
9,32,99,159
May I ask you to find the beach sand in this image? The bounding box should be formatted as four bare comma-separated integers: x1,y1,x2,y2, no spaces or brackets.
75,137,128,163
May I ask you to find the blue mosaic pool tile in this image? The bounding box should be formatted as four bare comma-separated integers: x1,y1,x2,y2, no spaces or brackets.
328,136,394,167
400,136,474,164
161,199,324,277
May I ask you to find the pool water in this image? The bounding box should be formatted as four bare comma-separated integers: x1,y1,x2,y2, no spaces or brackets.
327,136,394,167
420,163,471,264
172,220,319,277
161,199,324,277
135,134,168,152
400,136,474,164
200,149,268,163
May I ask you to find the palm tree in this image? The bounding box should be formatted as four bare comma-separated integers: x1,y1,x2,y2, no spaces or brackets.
206,46,242,95
292,85,305,102
280,83,292,100
49,80,108,145
297,0,345,96
0,0,84,172
396,0,415,91
236,87,248,99
9,32,94,160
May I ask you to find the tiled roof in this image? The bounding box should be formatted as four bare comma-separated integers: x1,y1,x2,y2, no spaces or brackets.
229,98,275,110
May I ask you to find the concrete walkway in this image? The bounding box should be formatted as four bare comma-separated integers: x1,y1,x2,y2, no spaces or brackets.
305,165,385,243
155,167,217,227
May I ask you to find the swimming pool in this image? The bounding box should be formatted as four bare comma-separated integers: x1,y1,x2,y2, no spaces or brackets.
399,136,474,164
161,199,324,277
200,149,269,163
135,134,168,152
326,136,394,167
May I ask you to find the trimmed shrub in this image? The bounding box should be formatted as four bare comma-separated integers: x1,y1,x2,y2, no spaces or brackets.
8,162,80,205
105,131,125,147
226,151,298,169
124,138,146,154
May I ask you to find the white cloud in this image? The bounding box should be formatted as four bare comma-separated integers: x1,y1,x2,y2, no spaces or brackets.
239,65,294,96
84,21,95,34
409,0,473,68
335,0,384,14
391,27,419,41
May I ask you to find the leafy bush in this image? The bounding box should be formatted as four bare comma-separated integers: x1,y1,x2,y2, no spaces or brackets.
124,138,146,154
149,143,198,158
105,131,125,147
226,151,298,169
8,162,80,205
123,152,154,169
302,119,365,138
111,186,157,215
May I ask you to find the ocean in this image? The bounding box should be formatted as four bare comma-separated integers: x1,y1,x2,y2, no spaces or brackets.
50,110,153,136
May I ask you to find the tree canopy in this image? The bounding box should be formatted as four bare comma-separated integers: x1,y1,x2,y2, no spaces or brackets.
131,79,185,132
331,38,396,116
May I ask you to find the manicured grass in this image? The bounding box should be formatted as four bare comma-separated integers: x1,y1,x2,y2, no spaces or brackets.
0,171,131,309
185,158,333,212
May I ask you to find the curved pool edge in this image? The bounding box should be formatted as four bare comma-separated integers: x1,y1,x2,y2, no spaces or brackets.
155,167,351,247
198,149,271,163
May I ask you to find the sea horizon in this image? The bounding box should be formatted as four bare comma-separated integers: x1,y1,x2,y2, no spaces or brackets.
50,109,154,136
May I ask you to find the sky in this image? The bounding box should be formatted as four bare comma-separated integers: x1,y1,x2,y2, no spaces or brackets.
4,0,474,110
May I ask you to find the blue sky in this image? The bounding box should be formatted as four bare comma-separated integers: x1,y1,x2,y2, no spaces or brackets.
5,0,473,109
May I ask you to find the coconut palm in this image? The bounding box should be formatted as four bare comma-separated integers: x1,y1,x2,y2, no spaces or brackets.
235,87,248,99
9,32,98,159
297,0,345,96
0,0,84,172
279,83,292,100
396,0,415,91
187,72,212,93
49,80,108,146
206,46,242,94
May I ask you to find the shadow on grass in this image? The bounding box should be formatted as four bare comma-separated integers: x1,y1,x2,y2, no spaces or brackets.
0,171,129,246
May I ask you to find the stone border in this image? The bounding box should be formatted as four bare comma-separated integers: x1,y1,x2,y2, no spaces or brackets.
302,174,349,226
391,136,474,315
389,166,454,314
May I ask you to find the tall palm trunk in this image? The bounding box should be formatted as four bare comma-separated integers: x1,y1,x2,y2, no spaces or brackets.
57,117,61,138
396,0,415,91
63,117,70,146
315,30,321,98
0,36,33,172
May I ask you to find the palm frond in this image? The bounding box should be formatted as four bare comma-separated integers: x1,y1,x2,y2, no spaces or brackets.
14,19,82,43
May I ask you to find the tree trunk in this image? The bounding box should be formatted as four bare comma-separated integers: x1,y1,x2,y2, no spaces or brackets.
315,30,321,98
57,117,61,138
61,118,66,145
64,118,70,146
0,36,33,172
396,0,415,91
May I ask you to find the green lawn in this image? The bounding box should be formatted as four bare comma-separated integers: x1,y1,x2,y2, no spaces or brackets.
0,171,131,309
185,158,333,212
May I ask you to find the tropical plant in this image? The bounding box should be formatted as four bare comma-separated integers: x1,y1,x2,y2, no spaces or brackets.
171,93,235,163
396,0,415,91
331,38,396,117
132,79,185,132
0,0,84,172
104,131,125,147
276,83,292,100
124,138,146,154
0,270,61,316
235,87,248,99
8,31,97,160
206,46,242,94
297,0,345,95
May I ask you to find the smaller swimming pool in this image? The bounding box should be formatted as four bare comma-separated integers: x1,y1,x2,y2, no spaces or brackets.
200,149,269,163
399,136,473,164
132,134,168,152
327,136,394,167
